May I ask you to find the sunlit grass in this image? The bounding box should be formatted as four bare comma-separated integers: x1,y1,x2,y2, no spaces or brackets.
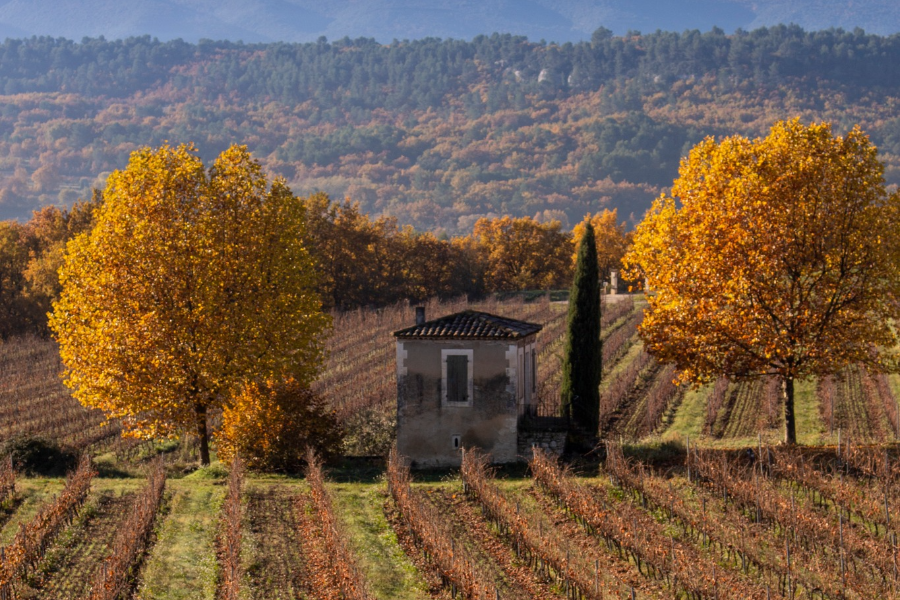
330,481,430,600
135,478,225,600
661,384,711,442
1,478,66,545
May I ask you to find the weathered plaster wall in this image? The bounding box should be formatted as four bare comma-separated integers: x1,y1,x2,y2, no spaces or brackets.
396,338,521,467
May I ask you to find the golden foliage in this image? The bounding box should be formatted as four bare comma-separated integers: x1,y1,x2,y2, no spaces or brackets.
472,215,573,290
301,193,486,308
0,221,30,337
0,193,100,338
50,144,329,462
572,208,630,282
218,378,342,472
623,119,900,443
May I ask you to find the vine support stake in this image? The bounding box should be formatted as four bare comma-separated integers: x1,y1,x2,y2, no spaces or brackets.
893,532,898,583
837,427,841,459
839,511,845,585
685,435,690,482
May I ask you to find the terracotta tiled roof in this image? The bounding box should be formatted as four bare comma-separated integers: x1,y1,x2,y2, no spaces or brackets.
393,310,542,340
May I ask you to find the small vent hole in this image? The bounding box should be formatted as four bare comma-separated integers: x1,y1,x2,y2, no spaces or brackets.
452,435,461,449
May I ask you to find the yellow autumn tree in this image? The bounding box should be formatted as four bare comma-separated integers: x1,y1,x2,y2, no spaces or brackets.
623,119,900,445
572,208,629,282
50,144,329,464
472,215,573,291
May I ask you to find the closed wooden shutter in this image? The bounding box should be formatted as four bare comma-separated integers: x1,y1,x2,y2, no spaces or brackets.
447,354,468,403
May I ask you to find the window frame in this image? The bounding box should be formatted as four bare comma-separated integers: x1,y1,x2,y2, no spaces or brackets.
441,348,474,407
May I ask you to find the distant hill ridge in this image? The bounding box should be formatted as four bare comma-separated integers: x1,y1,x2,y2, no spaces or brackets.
6,0,900,43
0,27,899,229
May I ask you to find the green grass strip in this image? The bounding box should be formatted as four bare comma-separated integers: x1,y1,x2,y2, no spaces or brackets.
0,478,66,545
330,481,429,600
134,478,224,600
661,383,712,442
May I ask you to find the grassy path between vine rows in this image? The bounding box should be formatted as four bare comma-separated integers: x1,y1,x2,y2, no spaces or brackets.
135,477,224,600
330,481,430,600
34,488,137,598
243,479,314,600
0,478,66,545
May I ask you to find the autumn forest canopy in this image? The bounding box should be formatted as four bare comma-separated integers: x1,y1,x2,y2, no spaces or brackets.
0,25,898,232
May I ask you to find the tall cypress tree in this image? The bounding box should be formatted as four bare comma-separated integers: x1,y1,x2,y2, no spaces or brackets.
560,223,602,445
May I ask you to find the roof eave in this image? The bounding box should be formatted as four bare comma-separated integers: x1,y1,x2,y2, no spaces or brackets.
393,329,542,341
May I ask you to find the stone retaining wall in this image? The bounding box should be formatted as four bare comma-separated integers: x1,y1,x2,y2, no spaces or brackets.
517,430,567,461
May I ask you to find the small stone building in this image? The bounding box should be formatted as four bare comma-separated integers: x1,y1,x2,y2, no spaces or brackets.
393,309,542,467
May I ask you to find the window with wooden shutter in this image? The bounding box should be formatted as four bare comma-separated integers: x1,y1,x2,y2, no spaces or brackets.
517,348,525,400
441,349,473,406
447,354,468,403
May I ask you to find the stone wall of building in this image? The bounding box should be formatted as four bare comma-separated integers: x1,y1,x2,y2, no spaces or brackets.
517,429,567,461
397,337,525,467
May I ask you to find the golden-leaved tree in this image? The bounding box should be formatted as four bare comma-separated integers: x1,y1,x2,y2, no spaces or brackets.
623,119,900,444
572,208,630,283
50,144,329,464
472,215,573,290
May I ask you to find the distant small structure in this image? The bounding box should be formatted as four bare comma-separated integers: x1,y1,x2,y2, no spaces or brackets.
393,309,545,467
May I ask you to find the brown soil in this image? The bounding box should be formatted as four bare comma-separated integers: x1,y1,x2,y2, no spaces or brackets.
439,489,563,600
28,491,135,599
604,361,663,439
860,369,890,442
245,487,315,600
836,367,878,442
721,379,764,439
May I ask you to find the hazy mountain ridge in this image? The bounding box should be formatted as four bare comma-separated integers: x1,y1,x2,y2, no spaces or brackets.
8,0,900,44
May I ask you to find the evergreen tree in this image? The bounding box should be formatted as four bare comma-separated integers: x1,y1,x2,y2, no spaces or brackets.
560,223,602,445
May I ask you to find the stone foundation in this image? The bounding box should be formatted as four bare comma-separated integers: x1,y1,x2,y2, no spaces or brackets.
517,430,567,461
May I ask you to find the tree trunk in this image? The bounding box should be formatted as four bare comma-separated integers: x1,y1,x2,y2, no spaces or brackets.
196,404,210,465
782,376,797,445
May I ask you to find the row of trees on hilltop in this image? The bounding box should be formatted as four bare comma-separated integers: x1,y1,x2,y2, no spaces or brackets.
0,185,629,337
0,27,898,104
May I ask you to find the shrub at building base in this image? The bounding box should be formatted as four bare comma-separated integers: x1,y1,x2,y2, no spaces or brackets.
341,406,396,457
217,378,342,472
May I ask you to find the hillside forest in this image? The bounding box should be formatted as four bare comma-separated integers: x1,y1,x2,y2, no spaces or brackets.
0,25,898,232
